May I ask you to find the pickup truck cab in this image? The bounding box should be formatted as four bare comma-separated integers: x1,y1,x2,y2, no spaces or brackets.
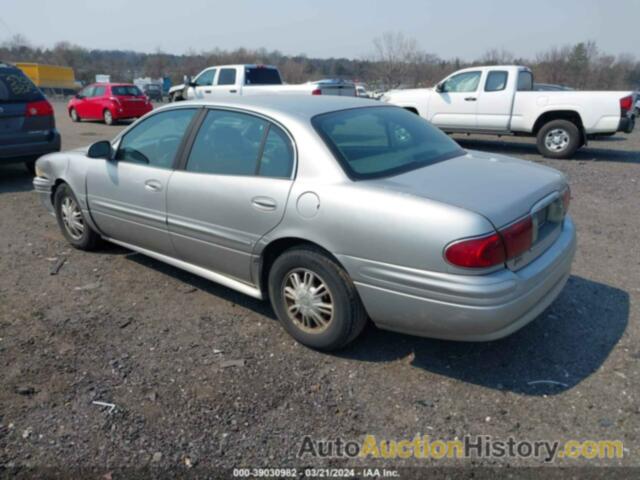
382,65,636,158
169,64,356,102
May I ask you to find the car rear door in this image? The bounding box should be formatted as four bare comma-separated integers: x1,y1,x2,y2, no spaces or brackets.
87,85,106,119
86,108,199,255
476,69,514,131
209,68,240,97
428,70,481,129
166,108,295,283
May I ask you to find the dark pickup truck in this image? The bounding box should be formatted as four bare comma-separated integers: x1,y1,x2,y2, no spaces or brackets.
0,62,60,174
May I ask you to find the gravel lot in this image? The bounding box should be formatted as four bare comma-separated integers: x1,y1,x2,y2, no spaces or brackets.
1,101,639,475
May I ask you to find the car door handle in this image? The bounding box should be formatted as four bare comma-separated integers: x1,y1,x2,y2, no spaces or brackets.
229,89,237,93
465,97,477,101
251,197,277,211
204,90,211,93
144,180,162,192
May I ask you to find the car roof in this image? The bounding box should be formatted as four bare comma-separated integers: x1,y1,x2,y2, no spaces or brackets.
168,95,384,122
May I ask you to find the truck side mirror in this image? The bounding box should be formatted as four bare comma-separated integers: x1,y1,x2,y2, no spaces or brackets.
436,82,445,93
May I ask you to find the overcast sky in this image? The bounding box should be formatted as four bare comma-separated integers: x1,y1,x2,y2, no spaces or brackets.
2,0,638,60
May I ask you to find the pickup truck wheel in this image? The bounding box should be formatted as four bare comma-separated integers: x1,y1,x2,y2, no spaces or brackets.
268,246,368,351
537,120,580,159
54,184,101,251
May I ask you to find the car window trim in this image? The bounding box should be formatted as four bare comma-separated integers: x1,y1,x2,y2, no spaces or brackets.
175,105,298,180
111,106,203,170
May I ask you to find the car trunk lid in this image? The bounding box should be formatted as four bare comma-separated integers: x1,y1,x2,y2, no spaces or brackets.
368,149,568,269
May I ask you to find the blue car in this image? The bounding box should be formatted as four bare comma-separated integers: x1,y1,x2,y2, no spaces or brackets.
0,62,60,174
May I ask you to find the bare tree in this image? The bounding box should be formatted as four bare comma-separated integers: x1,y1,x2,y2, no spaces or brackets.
480,48,515,65
371,31,421,89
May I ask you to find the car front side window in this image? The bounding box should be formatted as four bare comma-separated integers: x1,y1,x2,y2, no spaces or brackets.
195,69,216,87
442,71,481,93
115,109,197,169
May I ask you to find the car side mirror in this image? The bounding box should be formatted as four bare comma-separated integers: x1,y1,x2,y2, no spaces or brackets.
75,94,83,99
88,140,113,159
188,77,197,88
436,82,445,93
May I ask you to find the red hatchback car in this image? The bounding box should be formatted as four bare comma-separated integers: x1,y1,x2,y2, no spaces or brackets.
67,83,153,125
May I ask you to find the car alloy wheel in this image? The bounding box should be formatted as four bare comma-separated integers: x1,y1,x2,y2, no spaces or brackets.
282,268,334,334
104,110,113,125
60,195,85,240
544,128,570,152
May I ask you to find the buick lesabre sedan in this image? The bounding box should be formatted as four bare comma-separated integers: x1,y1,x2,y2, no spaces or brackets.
34,96,576,350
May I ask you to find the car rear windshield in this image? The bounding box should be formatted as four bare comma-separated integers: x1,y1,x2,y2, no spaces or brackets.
112,85,142,96
312,106,465,180
245,67,282,85
0,69,42,102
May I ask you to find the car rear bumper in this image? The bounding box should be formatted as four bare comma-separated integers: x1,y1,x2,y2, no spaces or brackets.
338,216,576,341
113,105,153,119
0,130,61,162
618,115,635,134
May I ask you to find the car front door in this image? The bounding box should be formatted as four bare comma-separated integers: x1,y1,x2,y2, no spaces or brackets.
86,108,199,255
476,70,513,130
187,68,216,100
427,70,482,129
167,108,295,283
74,86,94,118
87,85,106,119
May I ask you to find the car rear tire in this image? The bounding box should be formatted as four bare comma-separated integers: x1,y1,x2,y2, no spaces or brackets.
103,109,114,126
536,120,581,159
54,184,101,251
268,246,368,351
70,108,80,122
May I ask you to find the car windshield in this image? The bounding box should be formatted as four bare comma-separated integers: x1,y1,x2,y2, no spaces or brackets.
312,106,465,180
112,85,142,96
0,69,42,102
245,67,282,85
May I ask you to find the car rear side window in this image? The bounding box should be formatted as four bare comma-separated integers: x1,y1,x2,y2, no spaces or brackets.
217,68,237,86
485,71,508,92
0,69,42,102
517,71,534,91
186,110,293,178
312,106,465,180
115,109,197,169
245,67,281,85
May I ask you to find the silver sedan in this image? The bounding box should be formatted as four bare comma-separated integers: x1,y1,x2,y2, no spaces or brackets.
34,96,576,350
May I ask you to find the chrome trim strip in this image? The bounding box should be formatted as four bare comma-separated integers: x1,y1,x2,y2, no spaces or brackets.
104,237,263,300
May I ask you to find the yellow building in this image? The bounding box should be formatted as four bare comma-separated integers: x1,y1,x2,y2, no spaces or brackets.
15,63,77,90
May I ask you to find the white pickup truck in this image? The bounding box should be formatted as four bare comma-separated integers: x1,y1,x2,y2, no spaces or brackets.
169,64,356,102
382,65,636,158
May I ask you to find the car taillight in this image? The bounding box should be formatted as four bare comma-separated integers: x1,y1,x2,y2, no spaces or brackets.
25,100,53,117
445,233,506,268
445,215,537,269
311,88,322,95
620,95,633,113
562,186,571,214
500,216,533,259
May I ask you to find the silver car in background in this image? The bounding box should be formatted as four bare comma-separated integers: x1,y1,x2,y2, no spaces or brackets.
34,96,576,350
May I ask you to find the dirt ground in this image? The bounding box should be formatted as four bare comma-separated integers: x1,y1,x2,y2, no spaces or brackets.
1,101,639,476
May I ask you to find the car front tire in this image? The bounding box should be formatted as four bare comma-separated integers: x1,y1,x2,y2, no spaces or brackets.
536,119,581,159
268,246,368,351
70,108,80,122
54,184,101,251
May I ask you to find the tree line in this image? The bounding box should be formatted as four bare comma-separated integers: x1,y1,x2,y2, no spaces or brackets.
2,33,638,91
